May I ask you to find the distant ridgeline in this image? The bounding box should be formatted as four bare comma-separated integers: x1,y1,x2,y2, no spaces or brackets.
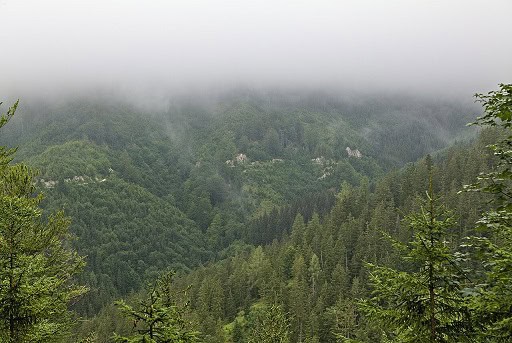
0,92,477,317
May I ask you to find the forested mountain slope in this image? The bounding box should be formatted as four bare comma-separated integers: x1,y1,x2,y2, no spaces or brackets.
0,92,477,316
174,130,497,343
78,126,499,343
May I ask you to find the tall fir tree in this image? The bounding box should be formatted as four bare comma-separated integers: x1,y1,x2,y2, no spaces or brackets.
360,171,475,342
463,84,512,341
0,101,87,342
113,272,199,343
246,303,290,343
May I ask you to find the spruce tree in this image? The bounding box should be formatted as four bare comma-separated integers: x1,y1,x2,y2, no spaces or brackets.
360,174,474,342
246,303,290,343
463,84,512,341
113,272,199,343
0,101,87,342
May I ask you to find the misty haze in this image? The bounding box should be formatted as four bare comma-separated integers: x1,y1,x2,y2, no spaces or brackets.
0,1,511,342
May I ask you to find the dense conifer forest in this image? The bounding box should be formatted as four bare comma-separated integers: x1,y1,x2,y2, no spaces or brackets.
1,84,511,342
3,0,512,341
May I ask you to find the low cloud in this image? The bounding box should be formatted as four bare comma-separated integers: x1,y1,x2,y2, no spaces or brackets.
1,0,511,99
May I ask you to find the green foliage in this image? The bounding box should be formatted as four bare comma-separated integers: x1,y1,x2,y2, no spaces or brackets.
464,84,512,209
0,100,18,169
153,136,490,343
113,272,200,343
75,134,491,342
462,84,512,341
30,140,110,178
224,302,290,343
472,84,512,129
38,173,211,316
360,183,475,342
0,100,18,130
245,303,290,343
0,94,485,341
3,96,389,314
0,102,87,342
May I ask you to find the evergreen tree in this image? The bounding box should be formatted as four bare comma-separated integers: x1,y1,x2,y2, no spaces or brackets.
360,176,474,342
113,272,199,343
0,101,87,342
328,297,358,342
463,84,512,341
288,253,309,343
246,303,290,343
206,213,223,251
308,253,321,296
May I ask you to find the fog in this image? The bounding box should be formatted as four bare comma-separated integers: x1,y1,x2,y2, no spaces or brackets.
1,0,511,100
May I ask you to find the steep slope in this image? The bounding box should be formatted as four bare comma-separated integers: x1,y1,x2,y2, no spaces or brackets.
0,93,477,315
156,132,496,343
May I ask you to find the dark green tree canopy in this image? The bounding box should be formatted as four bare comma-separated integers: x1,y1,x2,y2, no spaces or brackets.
0,101,87,343
114,272,200,343
463,84,512,341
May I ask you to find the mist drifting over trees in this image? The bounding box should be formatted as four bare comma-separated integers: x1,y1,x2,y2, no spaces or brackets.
1,1,512,342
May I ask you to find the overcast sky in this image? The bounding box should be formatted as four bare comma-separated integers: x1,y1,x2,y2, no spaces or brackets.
1,0,511,98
